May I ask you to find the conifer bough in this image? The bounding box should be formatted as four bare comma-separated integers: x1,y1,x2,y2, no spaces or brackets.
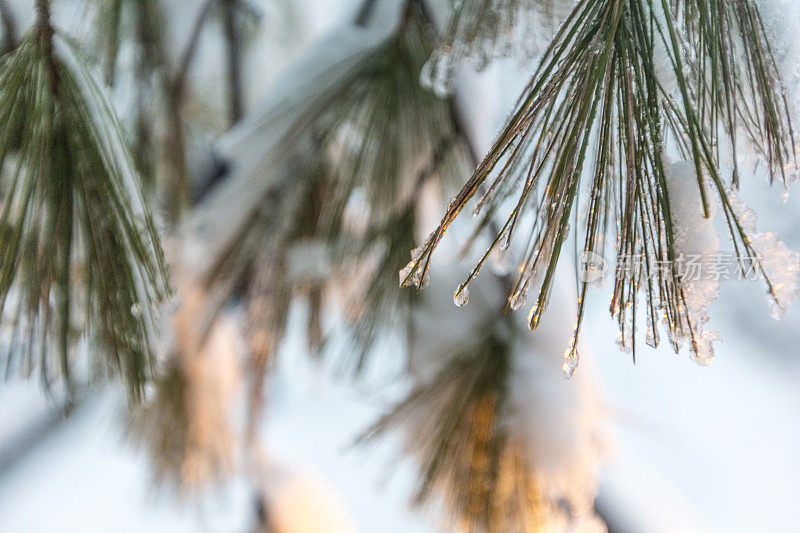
0,0,170,398
402,0,799,372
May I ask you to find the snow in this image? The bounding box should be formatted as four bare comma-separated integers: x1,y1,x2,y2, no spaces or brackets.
665,160,722,365
727,192,800,320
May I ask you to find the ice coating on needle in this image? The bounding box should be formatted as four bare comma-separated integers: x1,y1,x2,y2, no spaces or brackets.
665,161,721,365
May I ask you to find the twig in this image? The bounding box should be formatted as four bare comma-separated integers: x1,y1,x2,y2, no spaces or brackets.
35,0,59,94
0,0,18,55
355,0,379,27
103,0,123,85
171,0,216,101
221,0,244,125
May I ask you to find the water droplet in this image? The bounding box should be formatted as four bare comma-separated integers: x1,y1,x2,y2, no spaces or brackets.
130,302,142,317
453,284,469,307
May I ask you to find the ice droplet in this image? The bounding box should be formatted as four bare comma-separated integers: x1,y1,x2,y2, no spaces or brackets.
498,231,510,251
562,349,579,378
453,284,470,307
509,290,527,311
130,302,142,317
645,326,656,348
399,261,414,286
562,330,580,378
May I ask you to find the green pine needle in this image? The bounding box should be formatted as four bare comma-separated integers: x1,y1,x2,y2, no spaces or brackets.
285,2,468,236
0,28,170,399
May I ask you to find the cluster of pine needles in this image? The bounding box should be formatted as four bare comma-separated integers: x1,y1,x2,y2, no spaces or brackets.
402,0,797,370
359,325,559,532
0,14,169,398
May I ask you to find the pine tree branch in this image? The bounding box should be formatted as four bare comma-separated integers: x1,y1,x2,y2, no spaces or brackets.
221,0,244,125
0,0,17,55
35,0,59,95
355,0,379,27
102,0,123,85
171,0,216,102
161,0,217,225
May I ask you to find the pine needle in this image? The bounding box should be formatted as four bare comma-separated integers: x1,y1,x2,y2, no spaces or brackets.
0,24,170,398
127,355,234,494
358,327,558,532
284,2,468,236
422,0,560,94
401,0,797,371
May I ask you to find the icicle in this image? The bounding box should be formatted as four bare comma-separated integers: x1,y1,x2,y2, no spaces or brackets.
498,230,511,251
691,330,721,366
489,245,511,275
665,161,722,362
615,327,633,354
528,297,548,330
644,311,659,349
562,332,579,378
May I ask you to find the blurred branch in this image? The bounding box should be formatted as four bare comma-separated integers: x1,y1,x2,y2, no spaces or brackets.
354,0,379,27
102,0,122,84
171,0,216,101
221,0,244,125
162,0,216,225
0,0,17,55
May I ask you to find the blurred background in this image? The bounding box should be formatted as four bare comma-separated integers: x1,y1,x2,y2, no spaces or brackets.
0,1,799,532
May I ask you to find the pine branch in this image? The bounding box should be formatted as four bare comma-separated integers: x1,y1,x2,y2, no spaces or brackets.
127,354,234,493
423,0,560,94
401,0,799,371
221,0,244,125
358,326,557,532
99,0,123,85
355,0,380,27
0,0,17,56
0,6,171,398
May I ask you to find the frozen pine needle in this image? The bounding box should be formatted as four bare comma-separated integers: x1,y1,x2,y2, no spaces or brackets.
422,0,563,95
283,1,469,236
0,16,169,399
401,0,799,369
